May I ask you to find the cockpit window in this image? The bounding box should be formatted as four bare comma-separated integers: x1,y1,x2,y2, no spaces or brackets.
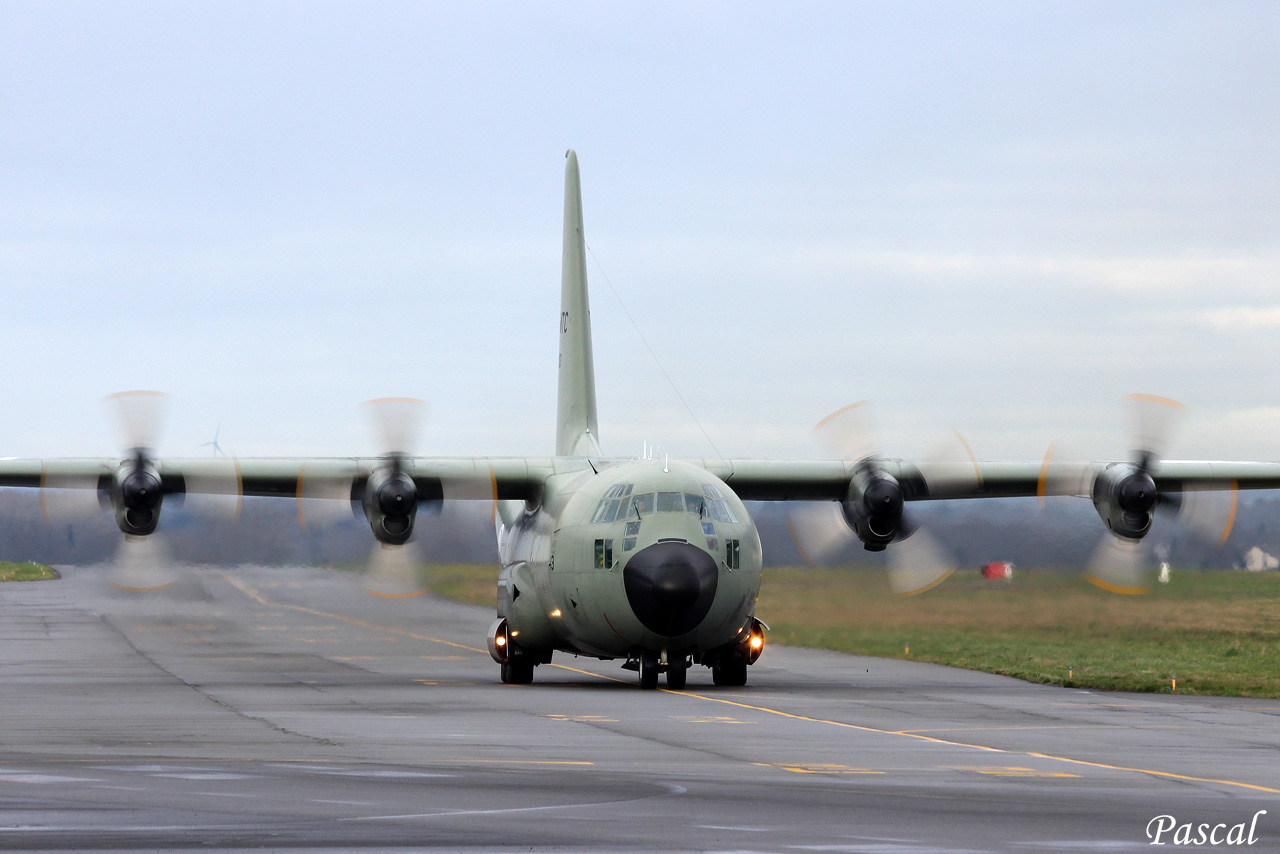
700,485,737,523
657,492,685,513
684,493,705,517
626,493,655,519
592,484,638,523
591,498,621,523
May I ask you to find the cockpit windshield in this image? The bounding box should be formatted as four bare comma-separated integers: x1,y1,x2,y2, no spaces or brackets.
591,483,736,523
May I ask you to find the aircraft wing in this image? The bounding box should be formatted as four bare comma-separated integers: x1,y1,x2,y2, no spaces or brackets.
8,455,1280,504
0,456,563,502
683,458,1280,501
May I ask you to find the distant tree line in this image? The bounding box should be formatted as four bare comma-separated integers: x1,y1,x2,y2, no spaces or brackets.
2,488,1277,571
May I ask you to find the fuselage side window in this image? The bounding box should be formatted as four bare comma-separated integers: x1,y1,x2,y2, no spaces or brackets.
594,538,615,569
725,538,741,569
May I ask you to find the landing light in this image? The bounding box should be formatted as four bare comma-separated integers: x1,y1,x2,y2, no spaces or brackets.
550,609,563,618
495,635,507,647
750,636,763,650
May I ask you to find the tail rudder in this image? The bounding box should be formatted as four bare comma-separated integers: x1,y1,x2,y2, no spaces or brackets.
556,150,600,457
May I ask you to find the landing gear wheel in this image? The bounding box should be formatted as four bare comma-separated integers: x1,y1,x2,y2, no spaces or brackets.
666,662,687,690
712,659,747,687
501,659,534,684
638,652,660,690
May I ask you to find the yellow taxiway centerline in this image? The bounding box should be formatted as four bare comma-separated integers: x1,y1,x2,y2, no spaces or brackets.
221,573,1280,796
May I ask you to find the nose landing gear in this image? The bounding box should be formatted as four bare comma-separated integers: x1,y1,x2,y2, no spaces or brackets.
629,651,691,690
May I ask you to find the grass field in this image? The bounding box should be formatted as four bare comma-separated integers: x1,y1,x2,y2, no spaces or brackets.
422,563,1280,698
0,561,60,582
758,567,1280,698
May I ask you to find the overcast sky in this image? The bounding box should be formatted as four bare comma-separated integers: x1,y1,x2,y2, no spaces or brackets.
2,1,1278,467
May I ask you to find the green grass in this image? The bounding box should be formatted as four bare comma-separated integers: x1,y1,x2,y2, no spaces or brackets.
0,561,60,582
423,564,497,606
759,567,1280,698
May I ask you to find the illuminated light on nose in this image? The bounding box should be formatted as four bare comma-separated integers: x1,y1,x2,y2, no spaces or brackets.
550,609,562,618
495,636,507,647
750,635,763,650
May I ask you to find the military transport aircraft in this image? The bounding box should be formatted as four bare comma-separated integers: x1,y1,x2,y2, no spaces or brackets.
3,150,1280,690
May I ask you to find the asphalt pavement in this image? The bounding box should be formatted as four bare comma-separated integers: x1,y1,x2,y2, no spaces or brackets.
0,564,1275,853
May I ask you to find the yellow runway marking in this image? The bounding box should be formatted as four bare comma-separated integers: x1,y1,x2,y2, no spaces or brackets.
542,715,619,723
754,762,882,775
672,715,756,725
434,759,595,766
897,724,1199,734
945,765,1080,778
223,574,1280,796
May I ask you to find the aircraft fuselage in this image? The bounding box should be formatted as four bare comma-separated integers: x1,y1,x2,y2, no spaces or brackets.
493,459,762,669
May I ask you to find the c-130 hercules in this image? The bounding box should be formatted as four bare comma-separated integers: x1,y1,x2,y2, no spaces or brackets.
5,151,1280,689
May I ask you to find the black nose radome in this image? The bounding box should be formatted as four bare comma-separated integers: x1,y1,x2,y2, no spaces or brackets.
623,542,719,637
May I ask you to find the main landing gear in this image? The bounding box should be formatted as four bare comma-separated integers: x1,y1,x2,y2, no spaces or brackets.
488,618,541,685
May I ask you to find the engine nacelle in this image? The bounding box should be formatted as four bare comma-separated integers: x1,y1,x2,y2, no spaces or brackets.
1091,463,1157,539
841,465,904,552
111,458,164,536
362,467,419,545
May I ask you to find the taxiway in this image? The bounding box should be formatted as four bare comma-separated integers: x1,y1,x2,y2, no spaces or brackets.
0,565,1275,852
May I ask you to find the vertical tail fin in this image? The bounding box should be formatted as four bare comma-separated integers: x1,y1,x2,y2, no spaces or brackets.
556,150,600,457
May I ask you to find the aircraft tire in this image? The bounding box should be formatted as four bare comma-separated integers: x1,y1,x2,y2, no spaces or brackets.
712,660,747,687
666,663,687,690
638,653,659,690
501,660,534,684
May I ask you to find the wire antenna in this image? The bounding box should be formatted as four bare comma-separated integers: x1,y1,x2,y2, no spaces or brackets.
586,243,725,463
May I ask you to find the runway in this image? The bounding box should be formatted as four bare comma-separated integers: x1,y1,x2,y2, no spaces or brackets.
0,565,1275,853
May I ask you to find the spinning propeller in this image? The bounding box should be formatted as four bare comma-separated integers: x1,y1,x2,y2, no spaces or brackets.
41,391,242,591
297,398,475,598
787,402,978,596
1041,394,1237,594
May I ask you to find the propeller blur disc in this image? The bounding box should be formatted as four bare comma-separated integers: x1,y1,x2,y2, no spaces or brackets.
812,401,876,461
296,462,360,529
180,457,244,520
363,397,426,456
887,527,957,596
1084,535,1149,595
363,542,427,599
786,502,857,566
1127,393,1187,466
108,534,174,593
104,391,169,453
1172,483,1239,547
